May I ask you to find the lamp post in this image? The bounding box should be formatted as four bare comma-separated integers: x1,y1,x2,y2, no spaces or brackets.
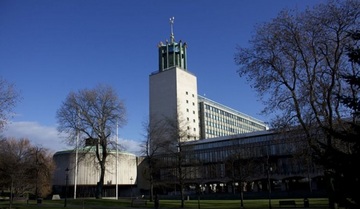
64,168,69,207
267,166,272,209
130,177,134,199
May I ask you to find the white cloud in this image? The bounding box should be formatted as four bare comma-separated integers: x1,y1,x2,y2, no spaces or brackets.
1,121,143,155
119,138,143,156
1,121,70,153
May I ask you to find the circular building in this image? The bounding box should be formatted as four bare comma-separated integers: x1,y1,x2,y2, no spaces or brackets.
52,147,139,198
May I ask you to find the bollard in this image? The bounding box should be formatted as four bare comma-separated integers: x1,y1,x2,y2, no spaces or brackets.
304,198,309,208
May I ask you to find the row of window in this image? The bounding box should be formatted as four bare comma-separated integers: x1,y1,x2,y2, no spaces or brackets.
186,134,271,151
203,104,257,122
186,99,196,106
186,108,196,114
205,129,247,138
184,91,197,117
184,91,198,141
185,91,195,98
205,121,258,131
187,140,306,163
159,158,317,181
204,111,264,130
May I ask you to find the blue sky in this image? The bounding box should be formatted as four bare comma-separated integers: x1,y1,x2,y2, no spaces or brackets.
0,0,325,154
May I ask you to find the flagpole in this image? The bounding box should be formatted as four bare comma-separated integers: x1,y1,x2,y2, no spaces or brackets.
116,120,119,199
74,111,79,199
74,131,78,199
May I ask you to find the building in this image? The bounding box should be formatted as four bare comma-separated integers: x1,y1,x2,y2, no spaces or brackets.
52,18,324,199
198,95,267,139
139,127,326,196
149,18,266,146
149,19,199,143
142,18,325,197
52,148,139,198
180,129,325,194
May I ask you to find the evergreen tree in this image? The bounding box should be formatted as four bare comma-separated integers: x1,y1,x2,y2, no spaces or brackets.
323,30,360,208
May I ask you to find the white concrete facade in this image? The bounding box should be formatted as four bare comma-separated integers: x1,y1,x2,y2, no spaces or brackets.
53,149,137,186
149,66,199,142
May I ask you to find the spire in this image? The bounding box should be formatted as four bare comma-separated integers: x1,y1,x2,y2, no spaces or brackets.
169,17,175,43
157,17,187,72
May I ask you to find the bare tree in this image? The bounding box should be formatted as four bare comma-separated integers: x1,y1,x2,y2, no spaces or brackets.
0,138,54,208
225,143,261,209
162,114,196,208
28,146,55,199
0,77,21,131
141,117,171,202
0,138,32,207
148,110,197,208
234,1,360,208
56,84,126,199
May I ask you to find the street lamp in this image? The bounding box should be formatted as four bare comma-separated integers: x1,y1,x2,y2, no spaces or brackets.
64,168,69,207
267,166,272,209
130,177,133,199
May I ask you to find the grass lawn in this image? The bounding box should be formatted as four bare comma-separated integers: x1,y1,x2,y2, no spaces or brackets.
0,198,329,209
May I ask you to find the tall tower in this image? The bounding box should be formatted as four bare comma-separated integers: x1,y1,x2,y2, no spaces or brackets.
149,17,199,146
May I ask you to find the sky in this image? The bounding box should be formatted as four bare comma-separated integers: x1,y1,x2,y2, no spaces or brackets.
0,0,326,154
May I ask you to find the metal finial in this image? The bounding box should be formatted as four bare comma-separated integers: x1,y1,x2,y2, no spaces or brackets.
169,17,175,43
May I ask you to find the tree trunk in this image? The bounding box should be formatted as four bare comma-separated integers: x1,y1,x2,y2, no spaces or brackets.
150,179,154,202
240,190,244,209
96,164,105,199
180,184,185,208
96,182,102,199
10,178,13,209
